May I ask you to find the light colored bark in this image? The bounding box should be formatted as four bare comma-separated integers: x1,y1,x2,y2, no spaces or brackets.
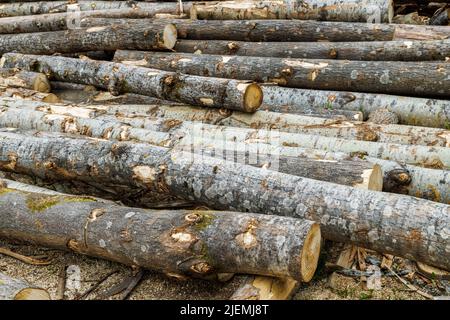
169,39,450,61
190,0,394,23
80,18,450,41
0,68,50,92
0,130,448,270
0,87,59,103
0,1,189,17
1,100,447,203
116,51,450,98
1,53,263,112
0,6,187,33
0,106,382,190
0,184,321,281
0,23,177,55
259,86,450,129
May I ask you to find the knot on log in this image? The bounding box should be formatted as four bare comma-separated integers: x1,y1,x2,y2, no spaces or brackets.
235,219,259,249
67,239,83,253
358,129,379,142
185,212,204,223
191,261,213,274
227,42,240,53
328,48,338,59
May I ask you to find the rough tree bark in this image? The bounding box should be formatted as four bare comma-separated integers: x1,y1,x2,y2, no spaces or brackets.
181,124,450,168
190,0,394,23
0,1,189,17
0,184,321,282
91,108,448,147
80,18,450,41
0,87,60,103
0,273,50,300
174,137,450,204
167,39,450,61
0,68,50,93
115,51,450,98
0,53,263,112
2,100,448,203
0,107,383,190
0,130,448,270
0,23,177,55
258,86,450,129
0,6,187,33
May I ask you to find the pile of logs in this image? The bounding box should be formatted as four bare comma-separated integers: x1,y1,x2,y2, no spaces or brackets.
0,0,449,300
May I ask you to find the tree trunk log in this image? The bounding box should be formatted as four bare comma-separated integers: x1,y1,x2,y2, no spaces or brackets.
0,87,59,103
0,273,50,300
50,81,173,105
258,86,450,129
80,18,450,41
0,1,189,17
190,0,394,23
0,4,189,33
115,51,450,98
168,39,450,61
0,130,448,270
0,53,263,112
2,100,448,203
0,170,194,210
0,23,177,55
230,276,299,300
0,107,383,191
175,137,450,204
182,124,450,168
0,183,321,282
0,68,50,93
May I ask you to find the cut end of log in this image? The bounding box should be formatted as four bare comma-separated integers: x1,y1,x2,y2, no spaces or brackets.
416,262,450,280
387,0,395,23
163,24,178,50
354,164,383,191
42,93,61,103
14,288,51,300
300,223,321,283
33,74,51,93
368,164,383,191
243,83,263,112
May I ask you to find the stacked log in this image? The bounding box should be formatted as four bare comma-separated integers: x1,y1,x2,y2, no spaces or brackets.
80,18,450,41
0,130,449,271
0,0,449,301
1,99,448,203
113,51,450,97
0,53,263,112
0,181,322,282
170,39,450,61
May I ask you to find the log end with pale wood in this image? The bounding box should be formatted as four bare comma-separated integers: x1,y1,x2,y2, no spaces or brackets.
0,272,50,300
162,23,178,50
242,82,263,112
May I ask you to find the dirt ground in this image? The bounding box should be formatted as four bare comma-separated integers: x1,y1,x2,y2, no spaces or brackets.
1,238,446,300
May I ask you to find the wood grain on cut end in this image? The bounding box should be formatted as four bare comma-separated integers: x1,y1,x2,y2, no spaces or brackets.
387,0,394,23
416,262,450,280
230,276,298,300
243,83,263,112
33,74,51,93
300,223,321,283
354,164,383,191
41,93,60,103
368,164,383,191
14,288,51,300
163,24,177,50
